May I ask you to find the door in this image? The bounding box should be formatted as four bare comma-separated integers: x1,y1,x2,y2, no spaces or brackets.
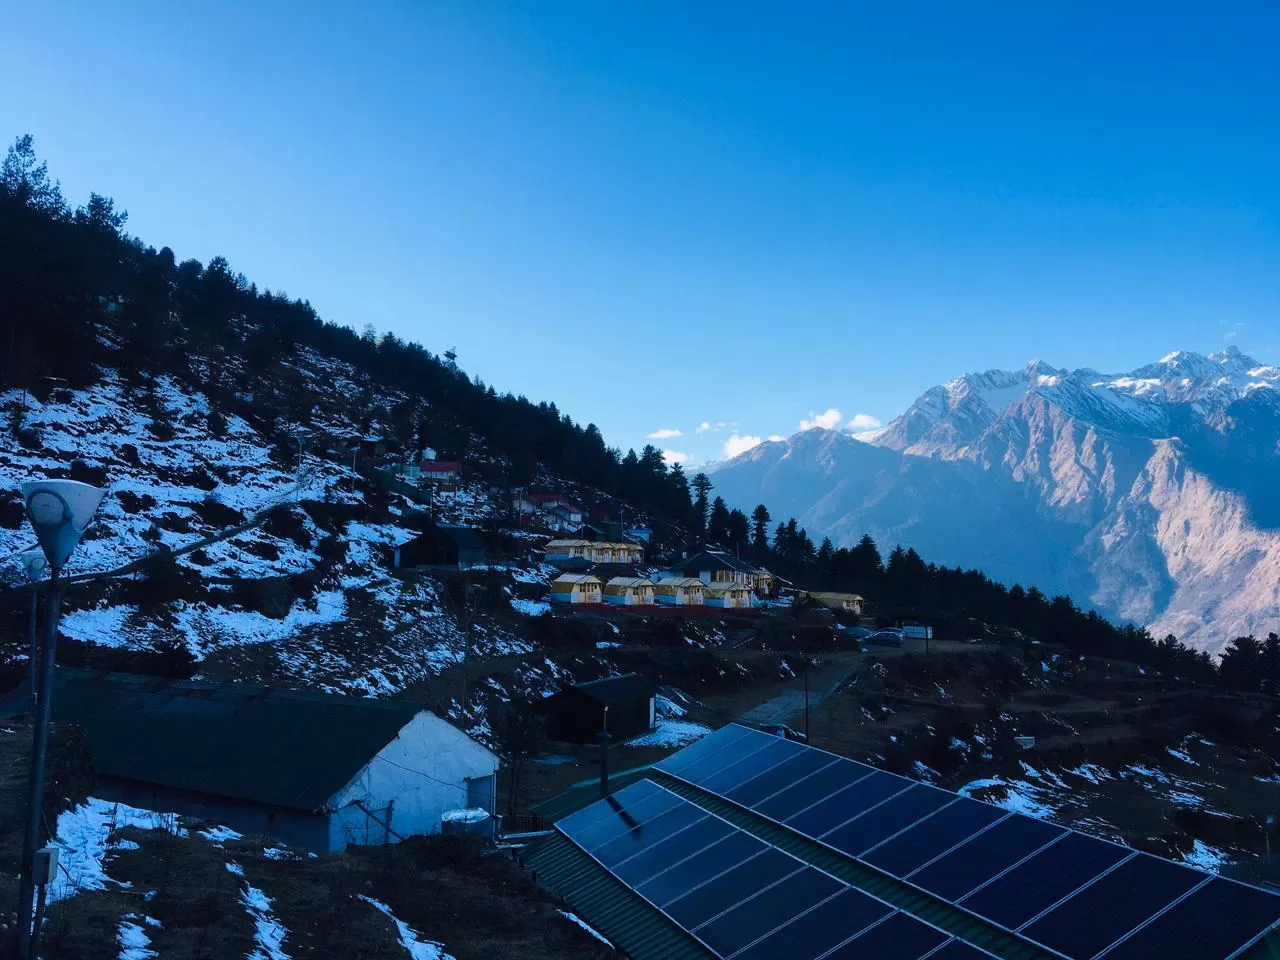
466,775,494,813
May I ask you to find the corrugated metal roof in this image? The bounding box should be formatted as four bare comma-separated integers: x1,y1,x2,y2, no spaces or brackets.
654,578,704,590
6,669,435,811
551,573,603,586
524,832,713,960
703,581,751,595
604,577,656,589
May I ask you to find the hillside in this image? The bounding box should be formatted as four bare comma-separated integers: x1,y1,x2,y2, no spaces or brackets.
710,350,1280,653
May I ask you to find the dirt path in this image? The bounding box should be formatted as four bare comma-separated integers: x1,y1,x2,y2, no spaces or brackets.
740,660,861,727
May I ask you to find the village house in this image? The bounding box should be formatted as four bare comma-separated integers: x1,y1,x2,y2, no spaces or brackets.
540,673,658,743
419,459,463,483
14,670,499,853
653,577,705,606
547,502,586,532
703,581,754,609
394,524,487,569
603,576,657,606
550,573,604,604
668,550,773,595
802,591,865,615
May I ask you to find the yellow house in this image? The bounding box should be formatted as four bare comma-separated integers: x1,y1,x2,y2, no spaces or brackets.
550,574,603,604
703,582,753,609
603,577,656,606
802,591,865,615
653,578,705,606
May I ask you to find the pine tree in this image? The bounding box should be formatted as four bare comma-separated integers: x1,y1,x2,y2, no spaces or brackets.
691,473,713,542
708,496,731,546
750,504,772,557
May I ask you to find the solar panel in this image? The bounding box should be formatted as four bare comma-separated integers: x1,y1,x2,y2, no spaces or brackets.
556,779,682,849
692,867,843,957
725,750,838,808
862,798,1008,877
592,802,709,866
635,830,768,908
697,737,804,795
1020,853,1209,959
778,769,907,834
908,812,1065,902
663,848,798,929
612,816,736,887
958,830,1132,930
1099,875,1280,960
822,783,956,858
822,911,950,960
731,887,893,960
557,727,1280,960
655,723,761,776
752,758,874,823
678,729,777,785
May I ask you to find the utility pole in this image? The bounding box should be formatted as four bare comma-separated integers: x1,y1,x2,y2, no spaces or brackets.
13,479,105,960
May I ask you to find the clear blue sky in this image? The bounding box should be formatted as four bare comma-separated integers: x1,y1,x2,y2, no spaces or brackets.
4,2,1277,466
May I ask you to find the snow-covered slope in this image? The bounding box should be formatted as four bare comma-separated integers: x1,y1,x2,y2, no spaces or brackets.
0,353,541,711
710,348,1280,651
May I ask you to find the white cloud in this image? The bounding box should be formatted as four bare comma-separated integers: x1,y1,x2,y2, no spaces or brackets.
798,408,843,431
661,449,690,466
848,413,882,430
1224,331,1238,341
768,434,786,442
647,427,683,440
723,434,763,458
696,421,713,433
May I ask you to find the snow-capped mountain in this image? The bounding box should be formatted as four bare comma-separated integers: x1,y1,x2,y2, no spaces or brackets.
709,348,1280,652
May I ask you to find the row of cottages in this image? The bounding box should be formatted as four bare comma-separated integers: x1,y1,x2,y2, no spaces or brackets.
667,550,775,596
550,575,754,609
801,591,866,615
3,670,499,853
545,539,645,565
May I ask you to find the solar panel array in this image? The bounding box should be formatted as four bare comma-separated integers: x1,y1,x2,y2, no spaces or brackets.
652,724,1280,960
557,777,994,960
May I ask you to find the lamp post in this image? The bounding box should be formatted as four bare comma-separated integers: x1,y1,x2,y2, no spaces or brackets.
13,479,105,960
19,551,47,708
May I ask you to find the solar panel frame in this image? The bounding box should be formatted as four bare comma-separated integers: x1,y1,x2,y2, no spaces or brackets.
724,750,840,809
691,867,845,958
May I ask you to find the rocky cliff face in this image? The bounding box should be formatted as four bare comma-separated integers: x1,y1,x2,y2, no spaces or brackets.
710,348,1280,652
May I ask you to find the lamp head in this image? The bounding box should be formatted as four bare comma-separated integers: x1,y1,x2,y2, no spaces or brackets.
20,479,107,570
20,550,47,583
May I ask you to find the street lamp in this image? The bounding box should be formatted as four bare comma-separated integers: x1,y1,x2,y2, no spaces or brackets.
19,551,46,707
13,478,105,960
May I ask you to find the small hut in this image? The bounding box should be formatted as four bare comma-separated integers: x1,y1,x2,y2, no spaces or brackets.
653,577,704,606
703,581,753,609
541,674,657,743
603,577,656,606
550,574,603,604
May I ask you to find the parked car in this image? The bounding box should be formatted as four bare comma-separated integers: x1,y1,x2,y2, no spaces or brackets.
865,630,904,647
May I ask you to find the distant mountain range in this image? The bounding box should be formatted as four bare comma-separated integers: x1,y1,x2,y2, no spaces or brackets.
709,348,1280,652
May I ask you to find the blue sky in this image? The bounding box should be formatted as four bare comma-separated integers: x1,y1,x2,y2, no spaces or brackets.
3,2,1277,466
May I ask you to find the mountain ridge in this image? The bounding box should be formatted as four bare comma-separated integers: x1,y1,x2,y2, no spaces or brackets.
709,348,1280,652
